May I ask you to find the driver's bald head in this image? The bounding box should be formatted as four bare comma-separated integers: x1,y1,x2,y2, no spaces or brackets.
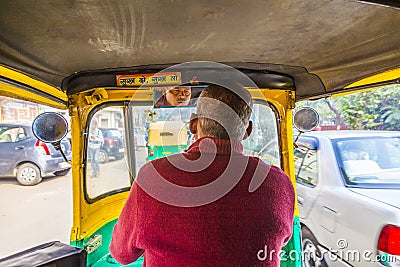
196,84,253,140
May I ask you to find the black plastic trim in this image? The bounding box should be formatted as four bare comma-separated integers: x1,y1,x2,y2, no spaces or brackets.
358,0,400,9
61,62,325,99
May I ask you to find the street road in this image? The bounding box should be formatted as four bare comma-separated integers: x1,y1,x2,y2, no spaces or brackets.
0,147,148,259
0,173,72,258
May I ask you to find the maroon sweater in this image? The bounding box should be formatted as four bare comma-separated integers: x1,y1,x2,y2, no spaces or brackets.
110,137,294,266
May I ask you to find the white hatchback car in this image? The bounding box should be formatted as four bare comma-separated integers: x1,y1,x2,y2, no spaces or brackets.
295,131,400,267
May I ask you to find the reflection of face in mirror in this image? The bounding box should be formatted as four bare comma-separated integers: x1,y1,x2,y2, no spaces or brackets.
156,86,192,107
165,86,191,106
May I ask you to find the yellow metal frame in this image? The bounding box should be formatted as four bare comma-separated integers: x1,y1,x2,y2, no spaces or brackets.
251,89,299,218
69,88,140,242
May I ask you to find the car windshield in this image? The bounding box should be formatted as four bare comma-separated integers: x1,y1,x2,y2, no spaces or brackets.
105,129,122,138
334,137,400,188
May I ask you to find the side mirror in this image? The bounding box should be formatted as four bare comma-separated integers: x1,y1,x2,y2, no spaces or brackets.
293,107,319,143
32,112,68,142
144,110,158,123
32,112,69,162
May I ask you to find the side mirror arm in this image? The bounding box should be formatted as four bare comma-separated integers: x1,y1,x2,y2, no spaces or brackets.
52,141,70,163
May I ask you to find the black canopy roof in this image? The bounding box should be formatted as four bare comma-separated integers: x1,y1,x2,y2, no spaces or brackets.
0,0,399,99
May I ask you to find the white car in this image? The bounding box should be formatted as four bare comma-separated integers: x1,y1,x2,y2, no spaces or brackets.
294,131,400,267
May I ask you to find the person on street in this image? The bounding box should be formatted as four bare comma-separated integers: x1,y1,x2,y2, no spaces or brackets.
88,119,103,178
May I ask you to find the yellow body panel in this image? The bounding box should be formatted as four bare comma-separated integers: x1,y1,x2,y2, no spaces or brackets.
332,68,400,98
69,88,156,241
0,66,67,109
257,89,299,218
347,68,400,88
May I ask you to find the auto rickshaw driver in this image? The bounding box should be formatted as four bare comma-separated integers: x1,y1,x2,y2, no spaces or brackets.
110,84,295,266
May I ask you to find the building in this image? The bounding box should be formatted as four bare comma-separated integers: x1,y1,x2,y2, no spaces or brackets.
0,96,40,123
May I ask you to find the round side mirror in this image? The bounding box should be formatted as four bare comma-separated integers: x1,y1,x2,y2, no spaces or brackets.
293,107,319,132
144,110,158,123
32,112,68,143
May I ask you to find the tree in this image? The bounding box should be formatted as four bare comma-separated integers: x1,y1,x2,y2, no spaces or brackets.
382,105,400,130
296,84,400,131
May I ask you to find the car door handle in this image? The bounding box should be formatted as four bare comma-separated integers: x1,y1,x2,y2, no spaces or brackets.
15,146,25,150
297,196,304,206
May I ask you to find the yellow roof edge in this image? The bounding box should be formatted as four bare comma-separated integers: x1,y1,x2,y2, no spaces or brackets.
329,68,400,98
0,82,67,110
0,65,68,102
345,68,400,88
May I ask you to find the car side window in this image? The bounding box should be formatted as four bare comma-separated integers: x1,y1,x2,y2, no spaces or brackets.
0,132,12,142
0,126,26,143
295,145,318,186
384,140,400,168
15,128,27,141
85,106,130,200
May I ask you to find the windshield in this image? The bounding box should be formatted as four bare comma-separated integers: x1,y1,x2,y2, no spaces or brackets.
130,102,280,177
334,137,400,188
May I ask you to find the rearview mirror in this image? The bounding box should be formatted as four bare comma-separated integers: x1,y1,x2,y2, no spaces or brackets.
32,112,68,143
153,86,203,108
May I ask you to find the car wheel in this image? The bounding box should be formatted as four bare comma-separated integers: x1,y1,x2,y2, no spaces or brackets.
302,228,328,267
54,169,71,176
99,149,109,164
16,163,42,186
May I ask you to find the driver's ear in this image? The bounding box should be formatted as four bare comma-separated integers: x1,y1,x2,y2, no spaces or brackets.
243,120,253,140
189,117,198,135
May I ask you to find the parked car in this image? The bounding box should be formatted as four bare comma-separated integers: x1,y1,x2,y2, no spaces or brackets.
294,131,400,266
98,128,125,163
0,123,72,185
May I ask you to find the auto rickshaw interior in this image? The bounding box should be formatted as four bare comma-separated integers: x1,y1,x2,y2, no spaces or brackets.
2,61,399,267
82,86,283,201
46,63,303,266
0,1,399,266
